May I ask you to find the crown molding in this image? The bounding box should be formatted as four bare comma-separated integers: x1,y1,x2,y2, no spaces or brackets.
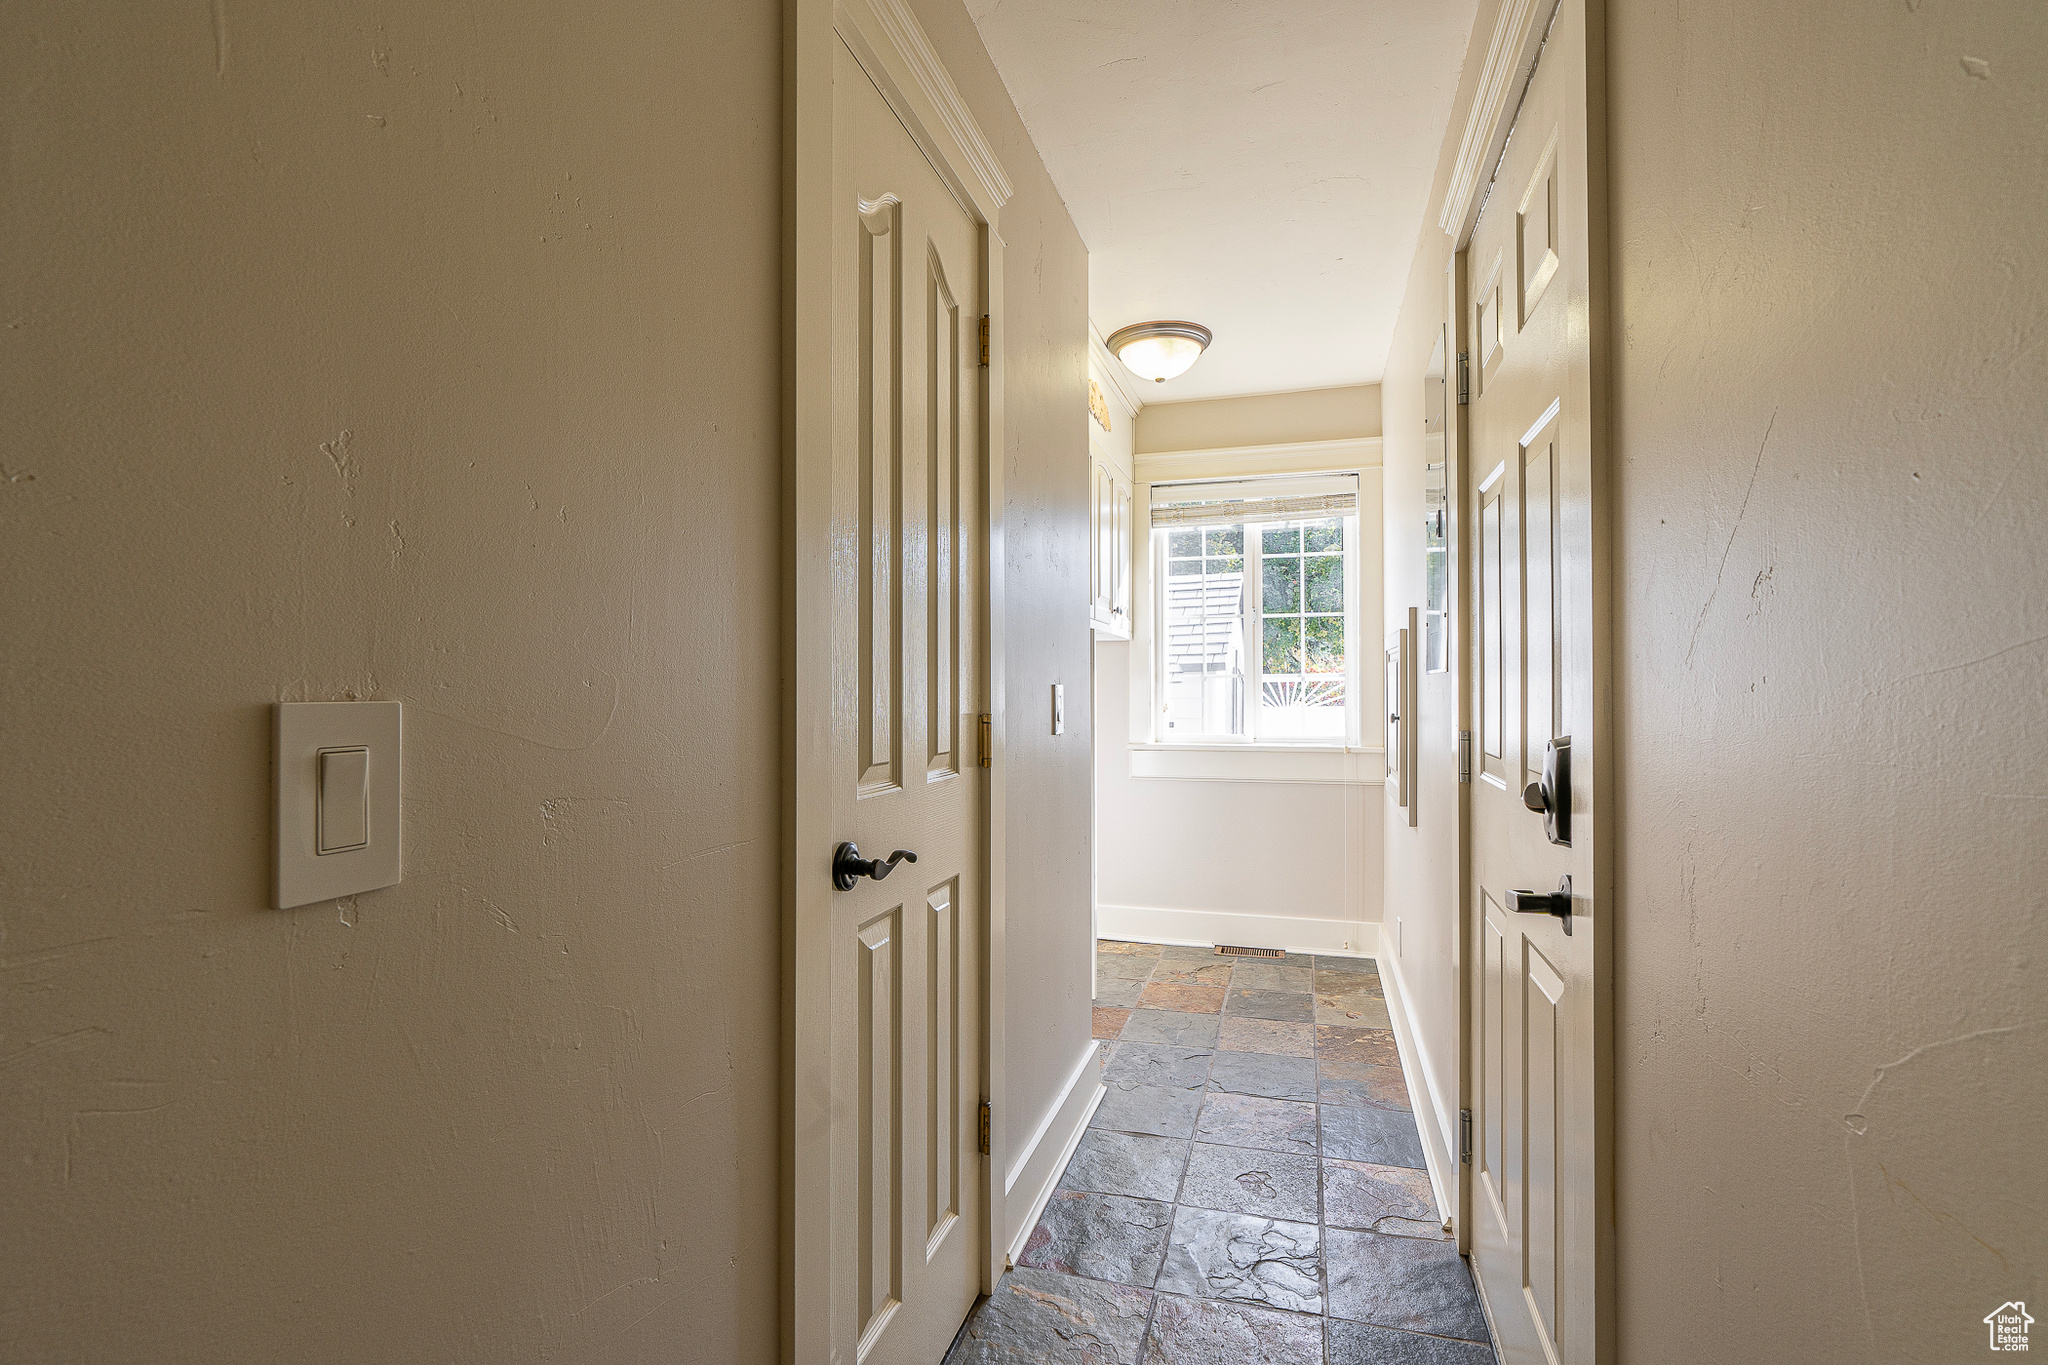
1437,0,1554,246
838,0,1013,224
1089,322,1151,417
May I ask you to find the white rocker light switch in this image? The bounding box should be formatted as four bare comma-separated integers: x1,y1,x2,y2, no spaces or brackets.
317,748,370,853
276,702,401,908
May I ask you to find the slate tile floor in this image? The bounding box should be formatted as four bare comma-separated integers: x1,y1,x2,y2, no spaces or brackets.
944,941,1496,1365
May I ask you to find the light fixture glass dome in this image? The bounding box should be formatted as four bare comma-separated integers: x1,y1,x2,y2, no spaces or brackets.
1107,320,1213,383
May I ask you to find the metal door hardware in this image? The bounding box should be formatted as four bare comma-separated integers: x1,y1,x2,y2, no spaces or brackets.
1520,735,1571,845
1507,874,1573,934
832,841,918,891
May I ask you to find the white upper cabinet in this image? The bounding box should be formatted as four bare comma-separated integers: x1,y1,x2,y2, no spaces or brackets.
1087,357,1137,640
1089,449,1133,638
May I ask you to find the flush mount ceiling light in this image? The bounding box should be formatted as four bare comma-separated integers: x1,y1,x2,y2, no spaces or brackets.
1107,320,1213,383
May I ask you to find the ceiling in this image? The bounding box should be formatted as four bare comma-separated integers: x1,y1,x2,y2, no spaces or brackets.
967,0,1479,403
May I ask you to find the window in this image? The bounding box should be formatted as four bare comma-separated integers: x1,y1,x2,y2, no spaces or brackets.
1153,474,1359,744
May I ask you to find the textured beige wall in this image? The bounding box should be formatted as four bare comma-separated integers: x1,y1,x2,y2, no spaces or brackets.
0,6,784,1360
3,3,1093,1355
1135,383,1382,454
1607,0,2046,1356
908,0,1096,1161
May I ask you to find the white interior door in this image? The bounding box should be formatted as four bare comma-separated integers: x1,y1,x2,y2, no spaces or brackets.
830,37,986,1365
1462,0,1607,1359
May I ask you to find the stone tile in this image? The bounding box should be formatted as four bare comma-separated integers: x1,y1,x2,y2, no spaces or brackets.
1094,976,1145,1008
1094,1007,1132,1040
1098,954,1159,981
1141,1293,1323,1365
1222,988,1316,1023
1319,1063,1412,1111
1017,1191,1175,1288
1323,1160,1446,1238
1325,1320,1496,1365
1104,1043,1214,1093
1207,1050,1318,1103
1324,1229,1489,1341
1317,1026,1402,1070
1177,1143,1318,1222
1098,939,1165,957
1314,970,1383,997
1121,1010,1222,1048
1320,1103,1427,1168
1314,952,1378,972
1194,1093,1319,1155
942,1265,1153,1365
1057,1130,1190,1202
1149,961,1235,987
1092,1082,1203,1139
1156,1207,1323,1313
1139,982,1227,1014
1226,962,1313,993
1216,1018,1316,1058
1316,991,1393,1029
1157,944,1227,963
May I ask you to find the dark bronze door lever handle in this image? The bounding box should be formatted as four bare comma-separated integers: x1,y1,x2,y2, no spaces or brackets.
832,841,918,891
1506,875,1574,935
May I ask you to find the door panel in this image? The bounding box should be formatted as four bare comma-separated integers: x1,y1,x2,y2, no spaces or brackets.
833,37,986,1365
1461,0,1606,1359
858,195,902,796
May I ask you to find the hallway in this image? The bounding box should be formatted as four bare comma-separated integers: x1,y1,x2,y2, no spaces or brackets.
946,941,1491,1364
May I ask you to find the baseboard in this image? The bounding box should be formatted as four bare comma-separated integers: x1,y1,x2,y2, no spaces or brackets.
1003,1044,1105,1263
1377,948,1458,1235
1096,904,1380,958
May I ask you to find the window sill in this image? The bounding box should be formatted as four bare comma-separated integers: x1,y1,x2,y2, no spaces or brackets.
1128,742,1387,786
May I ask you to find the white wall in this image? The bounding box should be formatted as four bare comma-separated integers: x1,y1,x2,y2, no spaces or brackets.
1094,387,1386,953
906,0,1099,1173
1374,0,1502,1207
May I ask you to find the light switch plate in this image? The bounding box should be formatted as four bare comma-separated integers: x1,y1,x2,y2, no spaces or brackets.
275,701,401,909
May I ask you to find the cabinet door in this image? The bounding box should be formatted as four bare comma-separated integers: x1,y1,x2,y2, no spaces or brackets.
1092,462,1115,625
1111,476,1133,632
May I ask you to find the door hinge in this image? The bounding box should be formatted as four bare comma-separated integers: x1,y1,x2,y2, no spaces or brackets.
1460,1108,1473,1164
1458,730,1473,784
1456,351,1470,406
978,1099,992,1155
978,714,992,768
979,316,990,368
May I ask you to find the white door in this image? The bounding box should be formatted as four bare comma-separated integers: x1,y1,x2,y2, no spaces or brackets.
1462,0,1607,1359
830,37,986,1365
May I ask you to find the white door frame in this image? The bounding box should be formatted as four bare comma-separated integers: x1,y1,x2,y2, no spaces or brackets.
783,1,1013,1360
1438,0,1614,1357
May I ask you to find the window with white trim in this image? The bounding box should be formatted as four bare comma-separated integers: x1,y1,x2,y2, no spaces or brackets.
1152,473,1360,744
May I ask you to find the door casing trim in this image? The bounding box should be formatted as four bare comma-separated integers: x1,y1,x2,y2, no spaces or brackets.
783,1,1011,1359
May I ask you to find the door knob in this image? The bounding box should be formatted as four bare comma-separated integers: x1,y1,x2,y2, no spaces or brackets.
1507,875,1573,935
832,841,918,891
